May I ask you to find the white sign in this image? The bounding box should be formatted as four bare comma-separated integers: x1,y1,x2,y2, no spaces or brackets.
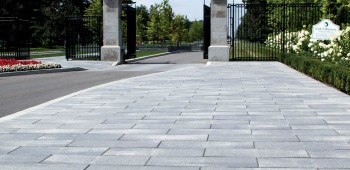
311,19,340,40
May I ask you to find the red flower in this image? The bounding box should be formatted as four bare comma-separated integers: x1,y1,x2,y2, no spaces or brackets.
0,59,41,66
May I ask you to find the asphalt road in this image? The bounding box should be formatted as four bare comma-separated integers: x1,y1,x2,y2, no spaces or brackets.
0,52,206,118
127,51,207,64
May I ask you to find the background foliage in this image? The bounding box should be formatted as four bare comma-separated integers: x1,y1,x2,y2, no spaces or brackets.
0,0,203,47
236,0,350,43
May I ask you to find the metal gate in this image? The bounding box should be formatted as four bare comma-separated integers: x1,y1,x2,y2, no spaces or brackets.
203,5,211,59
228,3,322,61
0,17,30,59
125,6,137,60
66,16,102,60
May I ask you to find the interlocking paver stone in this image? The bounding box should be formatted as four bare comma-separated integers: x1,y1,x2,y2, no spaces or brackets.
1,62,350,168
120,135,208,141
206,148,309,158
10,146,108,156
0,163,88,170
104,148,204,156
87,165,199,170
259,158,350,168
159,141,254,149
147,156,258,168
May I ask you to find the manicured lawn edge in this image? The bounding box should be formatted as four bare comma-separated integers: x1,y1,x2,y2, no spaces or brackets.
281,54,350,95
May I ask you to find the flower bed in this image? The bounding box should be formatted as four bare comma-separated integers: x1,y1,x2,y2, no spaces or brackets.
266,25,350,94
0,59,61,73
266,26,350,67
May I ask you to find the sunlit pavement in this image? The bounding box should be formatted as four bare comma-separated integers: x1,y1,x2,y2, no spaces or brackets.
0,62,350,169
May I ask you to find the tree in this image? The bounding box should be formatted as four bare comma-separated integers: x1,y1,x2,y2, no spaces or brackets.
188,20,204,42
33,0,81,47
318,0,350,25
0,0,38,19
84,0,135,16
236,0,269,42
84,0,102,16
147,4,161,43
159,0,174,43
71,0,90,14
267,0,350,25
171,15,188,45
0,0,90,47
136,5,149,44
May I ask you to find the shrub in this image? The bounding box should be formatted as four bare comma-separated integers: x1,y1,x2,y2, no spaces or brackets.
267,26,350,67
282,53,350,94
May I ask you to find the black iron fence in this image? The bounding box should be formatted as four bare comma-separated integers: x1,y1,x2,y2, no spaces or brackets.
66,16,102,60
0,17,30,59
228,3,323,61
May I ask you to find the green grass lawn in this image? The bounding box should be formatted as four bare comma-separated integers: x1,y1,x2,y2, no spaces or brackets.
31,46,64,52
231,40,281,61
136,50,168,58
29,47,167,59
30,47,65,59
31,52,66,59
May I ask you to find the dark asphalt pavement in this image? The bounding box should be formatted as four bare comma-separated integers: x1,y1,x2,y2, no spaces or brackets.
0,52,206,117
0,71,156,118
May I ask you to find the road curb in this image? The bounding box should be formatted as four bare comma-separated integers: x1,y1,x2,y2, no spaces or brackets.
0,67,86,77
124,52,171,63
124,51,192,63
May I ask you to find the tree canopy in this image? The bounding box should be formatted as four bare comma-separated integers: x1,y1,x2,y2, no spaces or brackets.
236,0,350,43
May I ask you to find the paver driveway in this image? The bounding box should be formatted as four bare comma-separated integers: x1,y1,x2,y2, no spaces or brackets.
0,62,350,169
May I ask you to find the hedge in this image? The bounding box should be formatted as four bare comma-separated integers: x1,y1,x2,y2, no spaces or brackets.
281,54,350,94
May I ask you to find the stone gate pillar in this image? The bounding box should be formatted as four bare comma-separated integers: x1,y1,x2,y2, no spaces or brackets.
209,0,229,62
101,0,123,63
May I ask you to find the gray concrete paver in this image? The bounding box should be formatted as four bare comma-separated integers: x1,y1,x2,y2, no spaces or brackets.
259,158,350,168
205,149,309,158
149,156,258,167
201,168,316,170
0,163,88,170
120,135,208,141
10,146,109,156
91,155,150,165
0,62,350,169
87,165,200,170
159,141,254,149
103,148,204,156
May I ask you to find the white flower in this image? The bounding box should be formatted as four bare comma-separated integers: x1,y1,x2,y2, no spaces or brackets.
310,39,317,42
324,52,328,57
292,45,299,51
329,48,334,54
321,58,325,61
347,53,350,57
346,27,350,32
337,53,342,57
